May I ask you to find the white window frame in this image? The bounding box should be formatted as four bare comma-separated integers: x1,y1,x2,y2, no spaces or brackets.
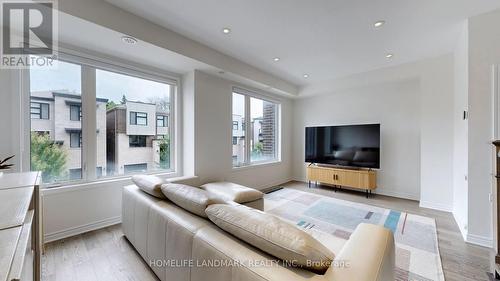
232,87,281,168
22,48,182,187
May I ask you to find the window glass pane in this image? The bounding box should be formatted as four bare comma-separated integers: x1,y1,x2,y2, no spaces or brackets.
70,132,81,148
157,115,167,127
232,93,245,166
250,97,278,163
97,69,172,178
30,59,83,184
70,105,81,121
129,135,147,147
136,112,147,125
41,103,49,119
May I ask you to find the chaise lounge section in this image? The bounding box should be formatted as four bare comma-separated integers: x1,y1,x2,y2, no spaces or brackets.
122,184,395,281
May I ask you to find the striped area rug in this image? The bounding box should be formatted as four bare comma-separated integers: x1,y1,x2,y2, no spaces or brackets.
264,188,445,281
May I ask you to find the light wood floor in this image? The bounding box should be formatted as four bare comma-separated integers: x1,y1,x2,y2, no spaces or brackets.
41,224,159,281
41,181,493,281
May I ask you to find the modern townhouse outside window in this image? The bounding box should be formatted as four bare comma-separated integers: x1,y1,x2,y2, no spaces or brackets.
97,67,174,178
29,55,177,185
30,59,83,184
232,88,280,167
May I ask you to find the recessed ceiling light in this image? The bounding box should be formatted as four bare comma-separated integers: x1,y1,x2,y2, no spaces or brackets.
222,27,231,34
273,57,280,62
121,35,138,45
374,20,386,28
303,74,309,78
385,53,394,59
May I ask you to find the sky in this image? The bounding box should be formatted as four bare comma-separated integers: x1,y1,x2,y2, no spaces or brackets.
233,93,264,119
30,60,170,104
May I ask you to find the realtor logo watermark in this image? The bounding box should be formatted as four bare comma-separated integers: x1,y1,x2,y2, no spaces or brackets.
1,0,58,68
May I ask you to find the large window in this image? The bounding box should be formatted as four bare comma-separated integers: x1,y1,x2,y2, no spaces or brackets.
30,59,82,184
250,97,278,163
232,89,280,167
29,55,176,185
232,93,245,166
97,68,173,178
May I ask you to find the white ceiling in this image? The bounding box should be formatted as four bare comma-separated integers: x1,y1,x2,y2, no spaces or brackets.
105,0,500,86
57,12,292,96
57,12,209,75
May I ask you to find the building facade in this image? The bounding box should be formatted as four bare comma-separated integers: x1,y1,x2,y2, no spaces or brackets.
106,100,170,175
30,91,108,180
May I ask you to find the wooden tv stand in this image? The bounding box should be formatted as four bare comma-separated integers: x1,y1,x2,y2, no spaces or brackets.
306,165,377,198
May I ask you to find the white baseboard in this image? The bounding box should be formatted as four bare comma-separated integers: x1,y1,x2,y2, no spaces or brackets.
452,211,468,241
44,216,121,243
419,200,453,212
257,178,293,191
466,233,493,248
375,189,419,201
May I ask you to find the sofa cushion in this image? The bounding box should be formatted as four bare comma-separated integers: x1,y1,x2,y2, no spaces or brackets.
200,182,264,203
132,175,166,199
161,183,218,218
205,204,334,273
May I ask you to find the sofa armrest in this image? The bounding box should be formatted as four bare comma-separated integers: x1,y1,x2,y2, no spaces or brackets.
324,223,395,281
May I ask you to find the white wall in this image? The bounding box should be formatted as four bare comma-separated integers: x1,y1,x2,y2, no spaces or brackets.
189,70,293,189
182,71,195,177
43,180,123,242
418,55,455,212
293,79,421,199
453,22,469,240
293,55,455,209
0,69,25,171
465,9,500,247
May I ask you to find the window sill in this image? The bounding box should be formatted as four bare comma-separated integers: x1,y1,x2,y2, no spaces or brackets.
232,160,282,172
42,170,178,195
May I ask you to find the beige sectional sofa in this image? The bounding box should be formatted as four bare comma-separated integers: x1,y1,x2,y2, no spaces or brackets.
122,184,395,281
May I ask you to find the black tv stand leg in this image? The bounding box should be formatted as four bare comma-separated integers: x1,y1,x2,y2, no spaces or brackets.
308,181,311,188
366,189,369,198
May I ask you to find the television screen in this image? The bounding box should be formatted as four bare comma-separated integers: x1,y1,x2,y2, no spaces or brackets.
305,124,380,169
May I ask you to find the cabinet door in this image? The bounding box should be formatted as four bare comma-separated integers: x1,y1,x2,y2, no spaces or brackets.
331,170,344,185
359,172,376,189
308,168,334,184
339,171,360,187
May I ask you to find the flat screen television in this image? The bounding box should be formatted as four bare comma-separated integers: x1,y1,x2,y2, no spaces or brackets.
305,124,380,169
